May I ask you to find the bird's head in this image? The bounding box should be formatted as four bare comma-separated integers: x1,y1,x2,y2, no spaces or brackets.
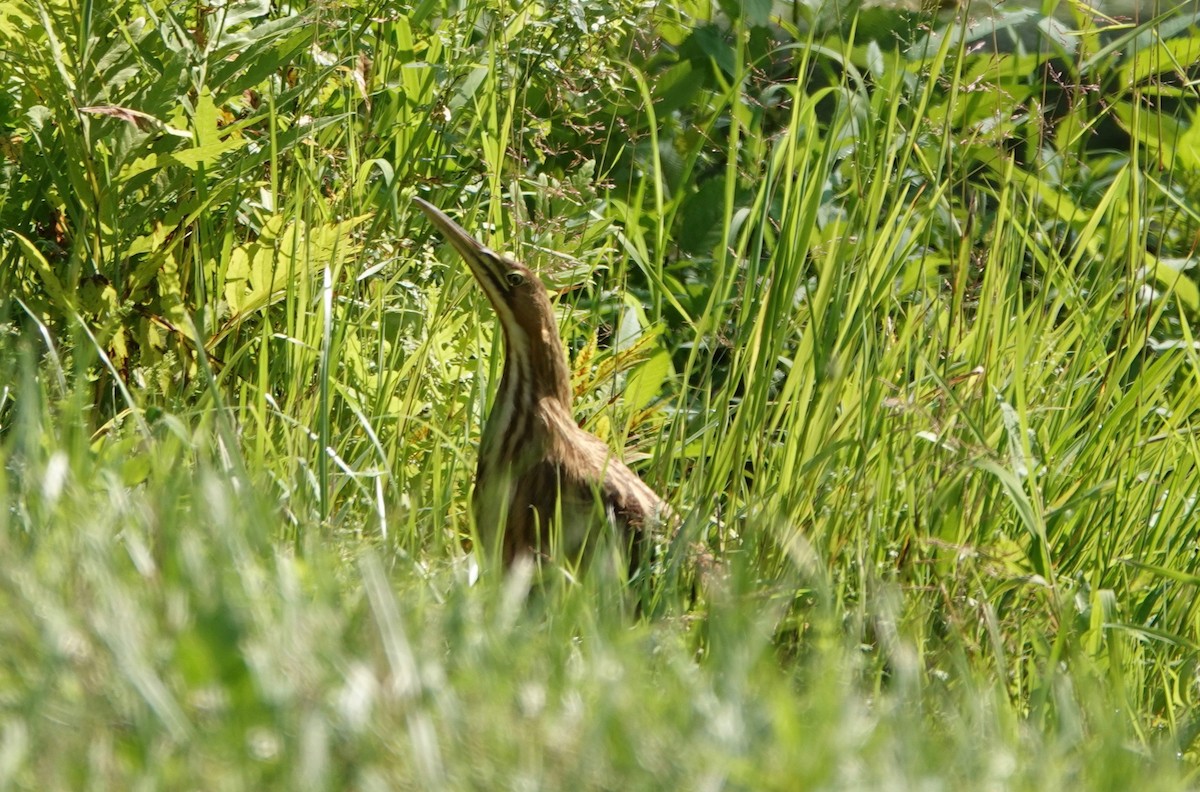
414,196,571,406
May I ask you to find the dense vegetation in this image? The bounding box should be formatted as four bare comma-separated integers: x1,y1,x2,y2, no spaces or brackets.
2,0,1200,786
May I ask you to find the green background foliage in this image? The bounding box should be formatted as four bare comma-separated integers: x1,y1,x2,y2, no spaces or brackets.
2,0,1200,786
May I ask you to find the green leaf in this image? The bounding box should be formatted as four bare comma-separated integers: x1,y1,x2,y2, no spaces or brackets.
718,0,771,27
652,61,706,116
1146,255,1200,311
224,0,271,28
1111,101,1199,173
10,231,75,312
120,137,244,181
684,25,735,78
974,459,1049,578
624,349,672,413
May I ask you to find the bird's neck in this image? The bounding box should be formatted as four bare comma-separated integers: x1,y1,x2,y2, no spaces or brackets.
480,321,572,457
504,315,572,411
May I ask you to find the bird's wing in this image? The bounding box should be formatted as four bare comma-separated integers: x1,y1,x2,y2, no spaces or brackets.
559,430,676,532
507,457,615,561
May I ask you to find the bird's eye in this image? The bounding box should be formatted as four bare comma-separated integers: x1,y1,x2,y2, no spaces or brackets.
504,271,526,287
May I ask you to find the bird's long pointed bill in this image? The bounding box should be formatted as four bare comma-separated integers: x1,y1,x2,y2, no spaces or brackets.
414,196,514,329
413,196,492,275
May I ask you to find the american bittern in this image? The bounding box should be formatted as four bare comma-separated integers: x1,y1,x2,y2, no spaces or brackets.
414,197,674,570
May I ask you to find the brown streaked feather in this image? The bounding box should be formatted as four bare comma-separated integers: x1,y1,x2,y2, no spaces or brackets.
414,197,675,572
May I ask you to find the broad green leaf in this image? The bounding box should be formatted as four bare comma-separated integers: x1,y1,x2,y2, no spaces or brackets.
1111,100,1196,173
120,138,245,181
624,349,672,413
193,89,220,148
653,60,706,116
1119,31,1200,84
1145,254,1200,311
223,0,271,29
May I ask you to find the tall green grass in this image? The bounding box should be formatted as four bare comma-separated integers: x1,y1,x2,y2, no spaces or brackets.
2,0,1199,786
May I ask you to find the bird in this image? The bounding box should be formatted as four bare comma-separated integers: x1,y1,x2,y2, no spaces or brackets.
413,196,675,573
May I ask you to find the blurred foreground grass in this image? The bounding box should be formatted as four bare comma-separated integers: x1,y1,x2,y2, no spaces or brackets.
0,421,1190,788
